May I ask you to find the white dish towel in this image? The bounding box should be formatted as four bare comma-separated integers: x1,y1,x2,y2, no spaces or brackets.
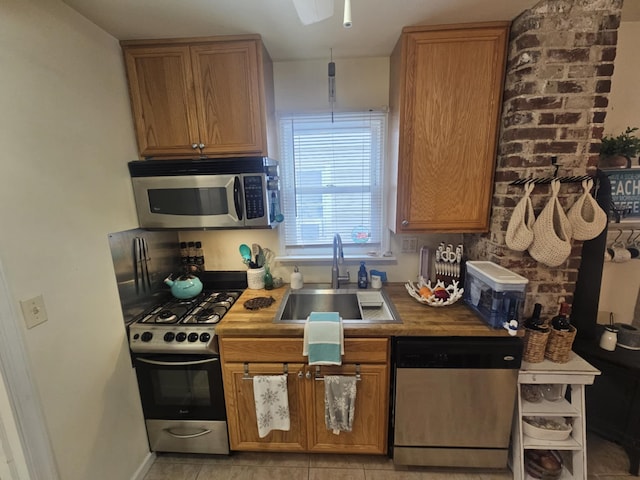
324,375,357,435
253,374,290,438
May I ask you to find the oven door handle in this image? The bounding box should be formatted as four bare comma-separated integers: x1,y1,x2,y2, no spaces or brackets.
163,427,212,439
136,357,219,367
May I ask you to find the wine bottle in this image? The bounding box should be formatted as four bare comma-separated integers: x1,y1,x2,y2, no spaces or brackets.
551,303,571,331
525,303,545,331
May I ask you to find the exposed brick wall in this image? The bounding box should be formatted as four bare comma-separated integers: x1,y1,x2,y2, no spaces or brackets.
465,0,623,321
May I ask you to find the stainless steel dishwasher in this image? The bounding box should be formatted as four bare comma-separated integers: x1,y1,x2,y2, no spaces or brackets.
392,337,522,468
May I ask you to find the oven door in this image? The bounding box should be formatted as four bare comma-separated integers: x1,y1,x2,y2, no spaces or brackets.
131,174,244,229
133,354,226,421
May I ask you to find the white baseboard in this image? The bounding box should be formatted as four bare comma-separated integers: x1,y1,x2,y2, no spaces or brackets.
130,452,156,480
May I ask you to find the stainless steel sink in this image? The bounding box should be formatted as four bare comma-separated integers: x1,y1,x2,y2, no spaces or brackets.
274,286,402,324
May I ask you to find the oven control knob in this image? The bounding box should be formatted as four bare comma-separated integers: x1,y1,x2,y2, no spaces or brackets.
141,332,153,342
200,333,211,343
164,332,175,342
175,332,187,342
188,332,199,343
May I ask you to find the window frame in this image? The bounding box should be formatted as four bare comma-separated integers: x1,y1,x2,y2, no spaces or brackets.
276,110,391,261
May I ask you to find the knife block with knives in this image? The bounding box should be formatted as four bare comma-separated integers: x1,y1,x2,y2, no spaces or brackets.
421,243,466,286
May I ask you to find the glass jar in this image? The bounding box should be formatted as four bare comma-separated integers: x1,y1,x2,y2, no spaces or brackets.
540,384,563,402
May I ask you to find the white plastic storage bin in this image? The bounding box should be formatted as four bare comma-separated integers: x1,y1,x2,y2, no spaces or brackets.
464,261,528,329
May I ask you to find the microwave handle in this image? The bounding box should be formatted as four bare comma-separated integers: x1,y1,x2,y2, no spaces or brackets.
233,176,244,221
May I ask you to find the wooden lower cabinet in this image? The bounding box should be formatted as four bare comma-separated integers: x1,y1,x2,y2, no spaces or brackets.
307,363,388,453
219,337,389,454
223,362,308,451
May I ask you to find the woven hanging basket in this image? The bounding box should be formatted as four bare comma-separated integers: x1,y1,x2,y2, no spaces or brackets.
567,178,607,241
529,179,573,267
506,182,536,251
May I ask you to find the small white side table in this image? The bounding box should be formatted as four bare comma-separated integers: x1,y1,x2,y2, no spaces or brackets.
511,352,601,480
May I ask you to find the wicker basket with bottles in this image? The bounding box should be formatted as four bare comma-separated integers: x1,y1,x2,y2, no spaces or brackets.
545,326,577,363
544,303,576,363
522,303,549,363
523,327,550,363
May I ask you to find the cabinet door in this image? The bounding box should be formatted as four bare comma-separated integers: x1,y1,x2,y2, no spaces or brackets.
123,46,200,158
222,362,307,451
190,41,266,156
396,25,508,232
306,364,388,454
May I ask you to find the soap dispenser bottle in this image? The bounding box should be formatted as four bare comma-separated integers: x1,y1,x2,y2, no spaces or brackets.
358,262,368,289
290,266,303,290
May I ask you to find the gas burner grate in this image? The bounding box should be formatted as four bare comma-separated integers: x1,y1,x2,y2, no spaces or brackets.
133,289,243,326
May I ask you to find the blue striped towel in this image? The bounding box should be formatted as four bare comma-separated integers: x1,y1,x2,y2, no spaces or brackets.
303,312,344,365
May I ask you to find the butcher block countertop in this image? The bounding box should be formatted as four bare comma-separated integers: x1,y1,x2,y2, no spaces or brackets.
216,283,520,338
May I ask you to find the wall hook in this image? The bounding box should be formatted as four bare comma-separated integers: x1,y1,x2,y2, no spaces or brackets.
613,229,623,243
551,156,560,178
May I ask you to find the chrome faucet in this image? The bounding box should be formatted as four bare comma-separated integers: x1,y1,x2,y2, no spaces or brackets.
331,233,350,289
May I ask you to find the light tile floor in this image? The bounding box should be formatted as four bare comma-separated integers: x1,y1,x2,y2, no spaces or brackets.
144,433,633,480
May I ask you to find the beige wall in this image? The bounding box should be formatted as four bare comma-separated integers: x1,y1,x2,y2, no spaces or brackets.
274,57,390,112
0,1,150,479
605,21,640,134
598,19,640,326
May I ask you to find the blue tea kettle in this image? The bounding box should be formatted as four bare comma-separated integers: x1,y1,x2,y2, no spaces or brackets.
164,273,203,299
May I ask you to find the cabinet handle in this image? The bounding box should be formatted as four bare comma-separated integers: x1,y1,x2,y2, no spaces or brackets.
305,370,311,380
198,143,205,149
401,220,409,226
191,143,198,149
298,371,303,379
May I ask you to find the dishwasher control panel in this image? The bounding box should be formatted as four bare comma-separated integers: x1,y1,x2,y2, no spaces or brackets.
394,337,523,369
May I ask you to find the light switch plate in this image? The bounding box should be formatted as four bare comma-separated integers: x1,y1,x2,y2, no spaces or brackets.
20,295,48,329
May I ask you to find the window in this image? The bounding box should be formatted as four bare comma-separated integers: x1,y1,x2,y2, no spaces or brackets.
278,111,387,257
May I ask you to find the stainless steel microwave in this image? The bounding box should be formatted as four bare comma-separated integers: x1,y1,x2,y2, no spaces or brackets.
128,157,282,229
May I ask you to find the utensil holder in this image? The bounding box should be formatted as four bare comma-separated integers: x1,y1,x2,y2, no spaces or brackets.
544,325,577,363
247,266,266,290
522,327,550,363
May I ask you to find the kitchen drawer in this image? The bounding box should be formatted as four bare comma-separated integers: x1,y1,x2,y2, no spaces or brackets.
219,337,388,363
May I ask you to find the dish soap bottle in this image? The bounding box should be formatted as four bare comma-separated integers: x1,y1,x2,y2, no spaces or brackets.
358,262,368,289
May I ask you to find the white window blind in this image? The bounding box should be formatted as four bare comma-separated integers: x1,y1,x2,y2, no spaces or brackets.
278,111,387,256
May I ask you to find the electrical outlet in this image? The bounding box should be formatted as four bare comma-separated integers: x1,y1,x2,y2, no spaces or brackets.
20,295,48,329
401,236,418,253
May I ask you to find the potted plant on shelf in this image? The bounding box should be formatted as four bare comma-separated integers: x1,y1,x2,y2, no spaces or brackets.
599,126,640,169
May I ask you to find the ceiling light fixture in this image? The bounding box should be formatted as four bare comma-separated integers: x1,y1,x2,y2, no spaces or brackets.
343,0,352,28
292,0,333,26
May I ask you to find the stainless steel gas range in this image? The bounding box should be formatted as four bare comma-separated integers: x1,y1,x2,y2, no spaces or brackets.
128,288,243,455
108,228,247,455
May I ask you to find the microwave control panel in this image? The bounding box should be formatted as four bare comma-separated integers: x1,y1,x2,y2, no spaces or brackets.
244,175,265,219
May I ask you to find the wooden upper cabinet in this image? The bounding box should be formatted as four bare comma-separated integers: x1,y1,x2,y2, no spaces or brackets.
388,22,509,233
122,46,199,157
121,35,275,159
